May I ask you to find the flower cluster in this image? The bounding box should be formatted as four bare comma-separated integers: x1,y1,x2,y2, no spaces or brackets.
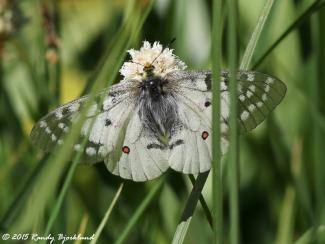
119,41,187,81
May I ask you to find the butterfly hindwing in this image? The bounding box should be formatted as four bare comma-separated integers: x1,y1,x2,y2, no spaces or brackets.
168,124,212,174
107,111,169,182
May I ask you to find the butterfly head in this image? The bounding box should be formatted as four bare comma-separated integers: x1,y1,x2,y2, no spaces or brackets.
141,76,167,100
143,62,155,78
120,41,187,82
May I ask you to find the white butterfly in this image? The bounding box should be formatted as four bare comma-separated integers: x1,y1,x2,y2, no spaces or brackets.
30,41,286,182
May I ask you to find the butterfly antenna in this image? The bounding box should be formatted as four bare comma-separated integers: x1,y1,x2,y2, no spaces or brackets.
150,38,177,66
168,37,176,46
130,60,145,67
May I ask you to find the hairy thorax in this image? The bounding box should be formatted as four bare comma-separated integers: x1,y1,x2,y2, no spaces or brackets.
137,76,179,140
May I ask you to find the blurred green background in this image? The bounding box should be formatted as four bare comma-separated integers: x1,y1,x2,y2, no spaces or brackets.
0,0,325,243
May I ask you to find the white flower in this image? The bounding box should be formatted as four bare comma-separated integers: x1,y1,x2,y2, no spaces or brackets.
119,41,187,81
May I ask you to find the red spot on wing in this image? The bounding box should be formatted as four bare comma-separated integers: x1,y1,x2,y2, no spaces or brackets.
122,146,130,154
201,131,209,140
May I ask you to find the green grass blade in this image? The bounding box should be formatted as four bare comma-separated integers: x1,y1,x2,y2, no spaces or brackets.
172,172,210,244
240,0,275,70
43,152,80,237
280,70,325,135
44,107,111,238
227,0,239,243
311,6,325,242
20,75,113,232
275,185,296,244
294,226,325,244
45,1,61,105
0,156,47,231
290,139,314,226
43,90,108,237
114,179,164,244
43,0,152,233
253,0,325,68
13,0,154,234
188,175,213,229
91,183,124,244
211,0,223,243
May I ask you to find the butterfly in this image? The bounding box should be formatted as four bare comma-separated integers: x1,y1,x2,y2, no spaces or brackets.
30,41,286,182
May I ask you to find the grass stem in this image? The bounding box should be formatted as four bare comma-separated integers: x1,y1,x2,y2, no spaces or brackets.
227,0,239,243
172,172,210,244
91,183,124,244
115,179,164,244
240,0,274,70
211,0,224,243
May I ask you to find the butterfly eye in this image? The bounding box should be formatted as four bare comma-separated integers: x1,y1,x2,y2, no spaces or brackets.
147,79,160,93
144,64,155,73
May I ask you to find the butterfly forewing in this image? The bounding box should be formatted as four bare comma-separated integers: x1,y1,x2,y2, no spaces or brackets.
30,95,89,153
170,69,286,133
30,81,136,164
229,71,286,132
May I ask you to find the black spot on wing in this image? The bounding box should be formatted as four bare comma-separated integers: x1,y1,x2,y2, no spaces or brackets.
147,143,166,150
204,73,212,90
147,139,185,150
169,140,184,149
62,107,71,116
105,119,111,126
204,101,211,107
